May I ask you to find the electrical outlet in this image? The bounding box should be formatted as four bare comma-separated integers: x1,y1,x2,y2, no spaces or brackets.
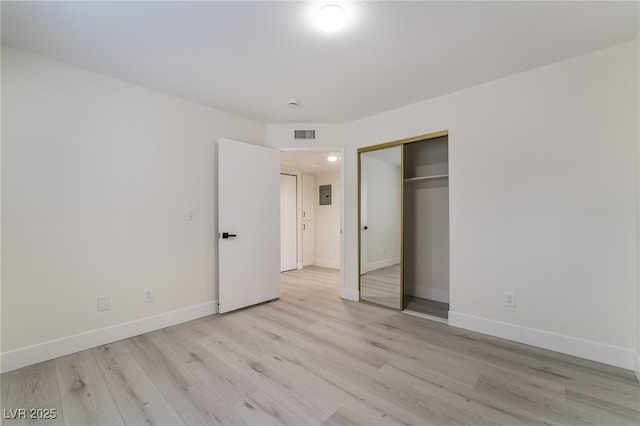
97,296,111,311
504,292,516,308
144,288,153,302
185,208,195,221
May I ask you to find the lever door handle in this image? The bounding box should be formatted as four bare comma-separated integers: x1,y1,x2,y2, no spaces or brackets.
363,226,368,230
221,232,237,239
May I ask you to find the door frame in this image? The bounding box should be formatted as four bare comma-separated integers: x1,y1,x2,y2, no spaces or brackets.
357,130,449,311
278,147,346,296
280,172,298,272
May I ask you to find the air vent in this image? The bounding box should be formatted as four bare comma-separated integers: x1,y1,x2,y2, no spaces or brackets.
294,130,316,140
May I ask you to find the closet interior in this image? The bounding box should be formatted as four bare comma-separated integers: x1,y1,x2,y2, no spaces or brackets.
403,136,449,319
358,131,450,320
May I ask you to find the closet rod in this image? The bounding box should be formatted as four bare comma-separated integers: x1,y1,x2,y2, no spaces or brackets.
404,174,449,183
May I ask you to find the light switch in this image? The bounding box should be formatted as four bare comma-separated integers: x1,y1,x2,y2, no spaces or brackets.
186,208,196,221
98,296,111,311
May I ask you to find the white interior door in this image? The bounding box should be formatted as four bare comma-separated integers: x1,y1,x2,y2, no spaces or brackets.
280,174,297,272
218,138,280,313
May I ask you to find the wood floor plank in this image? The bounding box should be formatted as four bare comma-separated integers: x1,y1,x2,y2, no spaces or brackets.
306,320,393,369
92,345,185,426
2,267,638,425
3,361,64,426
197,331,338,424
460,333,640,413
232,309,326,359
320,407,370,426
310,348,498,426
1,369,10,424
262,350,417,426
147,323,213,366
54,351,123,426
473,374,599,425
124,333,199,396
165,383,246,426
299,350,437,425
184,347,260,406
233,391,306,426
380,360,544,426
564,388,640,426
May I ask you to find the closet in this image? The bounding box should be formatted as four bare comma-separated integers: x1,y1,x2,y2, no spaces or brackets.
358,131,449,320
403,136,449,318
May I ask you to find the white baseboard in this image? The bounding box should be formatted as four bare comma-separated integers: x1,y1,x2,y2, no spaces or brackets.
341,287,360,302
405,285,449,303
315,258,340,269
635,352,640,383
1,301,218,373
366,257,401,272
449,311,636,371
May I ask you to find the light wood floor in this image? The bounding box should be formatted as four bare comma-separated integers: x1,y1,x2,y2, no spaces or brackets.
403,295,449,319
2,266,639,425
360,264,402,309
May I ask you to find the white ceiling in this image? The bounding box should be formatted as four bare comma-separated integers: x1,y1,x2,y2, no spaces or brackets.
2,1,638,124
281,150,342,175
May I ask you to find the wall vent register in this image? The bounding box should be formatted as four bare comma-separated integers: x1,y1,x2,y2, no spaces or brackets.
294,129,316,140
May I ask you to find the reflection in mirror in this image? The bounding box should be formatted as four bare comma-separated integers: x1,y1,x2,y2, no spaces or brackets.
359,146,402,309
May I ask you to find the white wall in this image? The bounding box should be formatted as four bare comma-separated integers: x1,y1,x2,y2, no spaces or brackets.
349,41,638,368
267,40,639,369
1,47,264,368
314,172,341,269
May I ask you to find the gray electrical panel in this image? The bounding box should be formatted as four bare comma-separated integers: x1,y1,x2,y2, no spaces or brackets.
319,184,332,205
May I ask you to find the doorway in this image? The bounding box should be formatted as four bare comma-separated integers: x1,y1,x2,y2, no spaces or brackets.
279,149,344,293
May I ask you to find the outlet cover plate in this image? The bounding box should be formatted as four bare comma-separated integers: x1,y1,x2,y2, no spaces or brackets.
98,296,111,311
504,292,516,308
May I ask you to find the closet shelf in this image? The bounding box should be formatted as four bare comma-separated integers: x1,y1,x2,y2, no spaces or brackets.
404,174,449,183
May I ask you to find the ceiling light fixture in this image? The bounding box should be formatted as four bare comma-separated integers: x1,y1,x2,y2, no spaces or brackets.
328,155,338,162
288,98,301,107
316,4,346,32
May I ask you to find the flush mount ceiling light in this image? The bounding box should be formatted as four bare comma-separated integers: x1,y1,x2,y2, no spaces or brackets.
328,155,338,162
288,98,301,107
316,4,346,32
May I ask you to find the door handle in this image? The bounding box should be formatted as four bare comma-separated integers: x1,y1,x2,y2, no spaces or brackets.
363,226,368,230
221,232,237,239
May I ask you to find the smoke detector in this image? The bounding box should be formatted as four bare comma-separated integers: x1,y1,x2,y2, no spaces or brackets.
288,99,301,107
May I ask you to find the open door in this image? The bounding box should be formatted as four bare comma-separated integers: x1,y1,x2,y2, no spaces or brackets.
218,138,280,313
